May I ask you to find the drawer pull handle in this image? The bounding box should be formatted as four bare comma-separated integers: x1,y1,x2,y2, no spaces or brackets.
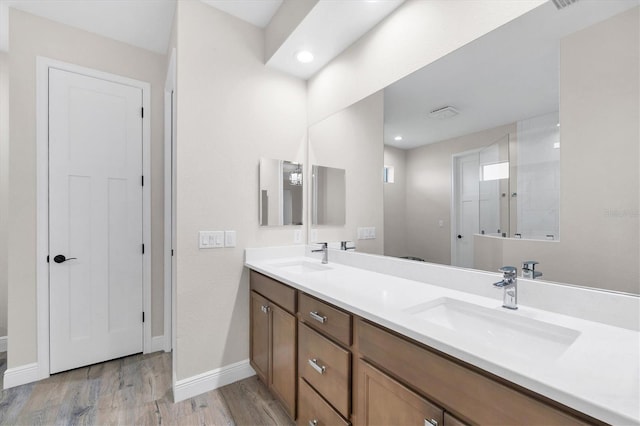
309,420,318,426
261,305,270,314
309,311,327,324
425,419,438,426
308,358,326,375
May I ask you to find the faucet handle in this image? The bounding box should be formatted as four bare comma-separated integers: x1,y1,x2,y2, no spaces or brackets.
316,242,328,248
522,260,538,269
499,266,517,277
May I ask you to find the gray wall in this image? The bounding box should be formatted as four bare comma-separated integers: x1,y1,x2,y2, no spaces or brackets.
174,0,308,380
7,8,167,368
383,146,407,258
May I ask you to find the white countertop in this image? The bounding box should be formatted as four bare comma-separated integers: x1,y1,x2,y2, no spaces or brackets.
245,246,640,425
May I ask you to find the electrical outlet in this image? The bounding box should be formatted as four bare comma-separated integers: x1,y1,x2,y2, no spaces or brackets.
294,229,302,243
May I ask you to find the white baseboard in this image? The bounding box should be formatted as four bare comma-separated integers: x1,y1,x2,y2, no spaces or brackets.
173,359,255,402
3,362,40,389
0,336,6,352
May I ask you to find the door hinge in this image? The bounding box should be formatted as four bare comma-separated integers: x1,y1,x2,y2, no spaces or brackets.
171,249,174,256
142,244,145,254
141,107,144,118
141,175,144,186
47,255,50,263
142,312,145,323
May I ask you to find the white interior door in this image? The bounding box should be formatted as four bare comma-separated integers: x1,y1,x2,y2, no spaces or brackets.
49,68,143,374
453,152,480,268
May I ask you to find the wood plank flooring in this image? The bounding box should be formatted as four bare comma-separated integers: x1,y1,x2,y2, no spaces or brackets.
0,352,294,425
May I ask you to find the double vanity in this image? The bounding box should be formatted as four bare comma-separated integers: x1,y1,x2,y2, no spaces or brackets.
245,246,639,426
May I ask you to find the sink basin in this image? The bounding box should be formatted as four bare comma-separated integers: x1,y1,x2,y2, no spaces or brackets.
271,260,331,274
404,298,580,360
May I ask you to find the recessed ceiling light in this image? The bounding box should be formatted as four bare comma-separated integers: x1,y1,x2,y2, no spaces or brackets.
295,50,314,64
394,135,403,141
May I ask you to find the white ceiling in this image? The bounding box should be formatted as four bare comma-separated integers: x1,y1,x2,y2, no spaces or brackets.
200,0,282,28
4,0,176,54
2,0,405,80
264,0,404,79
384,0,640,150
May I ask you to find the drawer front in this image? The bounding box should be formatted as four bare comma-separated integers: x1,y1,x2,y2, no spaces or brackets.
298,322,351,418
299,292,351,346
357,319,587,426
298,378,350,426
250,270,296,313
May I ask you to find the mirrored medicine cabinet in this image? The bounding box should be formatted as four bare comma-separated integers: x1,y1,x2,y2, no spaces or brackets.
259,158,304,226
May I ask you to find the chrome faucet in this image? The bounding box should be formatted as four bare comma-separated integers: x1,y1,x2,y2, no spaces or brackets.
493,266,518,310
340,241,355,251
312,242,328,264
522,261,542,279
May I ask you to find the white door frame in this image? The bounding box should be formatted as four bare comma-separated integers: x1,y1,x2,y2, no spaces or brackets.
164,48,175,354
36,57,151,380
450,148,481,267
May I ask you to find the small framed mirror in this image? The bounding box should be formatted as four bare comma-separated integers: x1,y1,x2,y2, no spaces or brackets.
259,158,304,226
311,165,346,226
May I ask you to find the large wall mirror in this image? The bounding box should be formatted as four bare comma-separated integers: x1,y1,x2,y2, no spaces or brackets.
259,158,304,226
310,1,639,294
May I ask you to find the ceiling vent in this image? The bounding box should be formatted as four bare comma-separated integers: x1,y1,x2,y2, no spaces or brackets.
551,0,579,10
428,106,459,120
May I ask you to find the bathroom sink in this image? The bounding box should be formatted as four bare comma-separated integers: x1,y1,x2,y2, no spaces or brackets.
271,260,332,274
404,298,580,360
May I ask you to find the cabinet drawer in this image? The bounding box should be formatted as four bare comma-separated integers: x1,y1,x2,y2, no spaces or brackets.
357,319,587,426
299,292,351,346
299,322,351,418
250,270,296,313
298,378,349,426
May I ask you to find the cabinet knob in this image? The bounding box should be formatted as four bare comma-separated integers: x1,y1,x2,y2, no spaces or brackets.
260,305,270,314
309,311,327,324
308,358,326,375
308,420,318,426
425,419,438,426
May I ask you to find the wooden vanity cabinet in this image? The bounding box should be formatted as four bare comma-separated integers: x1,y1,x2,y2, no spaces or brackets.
249,271,600,426
356,319,591,426
249,271,297,420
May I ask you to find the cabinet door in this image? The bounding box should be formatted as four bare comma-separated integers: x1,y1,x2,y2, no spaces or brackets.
359,360,443,426
271,303,297,419
250,291,270,384
444,413,469,426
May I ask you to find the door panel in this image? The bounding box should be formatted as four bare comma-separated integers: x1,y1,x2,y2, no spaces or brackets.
250,291,270,384
454,153,479,268
49,68,143,373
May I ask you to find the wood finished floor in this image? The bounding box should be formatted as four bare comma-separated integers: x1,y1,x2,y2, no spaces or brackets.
0,352,294,426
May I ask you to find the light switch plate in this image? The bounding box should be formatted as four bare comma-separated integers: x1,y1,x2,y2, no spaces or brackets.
211,231,225,248
199,231,210,248
224,230,236,247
